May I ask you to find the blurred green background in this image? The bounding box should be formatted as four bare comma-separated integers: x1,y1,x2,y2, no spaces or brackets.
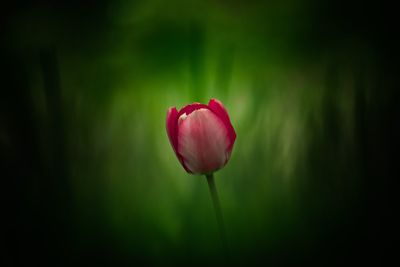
2,0,397,266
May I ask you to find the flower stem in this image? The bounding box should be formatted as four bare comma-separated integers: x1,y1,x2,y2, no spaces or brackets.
206,173,230,260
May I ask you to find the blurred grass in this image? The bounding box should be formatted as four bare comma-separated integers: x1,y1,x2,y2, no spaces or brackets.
2,0,397,266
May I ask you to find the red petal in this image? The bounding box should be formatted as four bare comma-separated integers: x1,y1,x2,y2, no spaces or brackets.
166,107,179,152
208,98,236,154
178,103,209,118
166,106,193,173
178,108,229,174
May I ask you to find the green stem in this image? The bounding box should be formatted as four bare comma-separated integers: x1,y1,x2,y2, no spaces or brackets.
206,173,229,259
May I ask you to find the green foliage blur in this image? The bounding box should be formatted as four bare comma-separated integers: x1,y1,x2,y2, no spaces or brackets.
2,0,397,266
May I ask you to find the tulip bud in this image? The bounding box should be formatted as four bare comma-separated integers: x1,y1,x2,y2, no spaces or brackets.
166,99,236,174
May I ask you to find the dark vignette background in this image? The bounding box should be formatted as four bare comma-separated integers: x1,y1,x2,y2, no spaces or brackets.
1,0,398,266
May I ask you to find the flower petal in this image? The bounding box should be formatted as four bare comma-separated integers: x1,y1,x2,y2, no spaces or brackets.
178,102,209,117
178,108,229,174
208,98,236,154
167,107,192,173
166,107,179,152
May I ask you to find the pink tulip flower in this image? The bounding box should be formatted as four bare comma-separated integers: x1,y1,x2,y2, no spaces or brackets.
166,98,236,175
